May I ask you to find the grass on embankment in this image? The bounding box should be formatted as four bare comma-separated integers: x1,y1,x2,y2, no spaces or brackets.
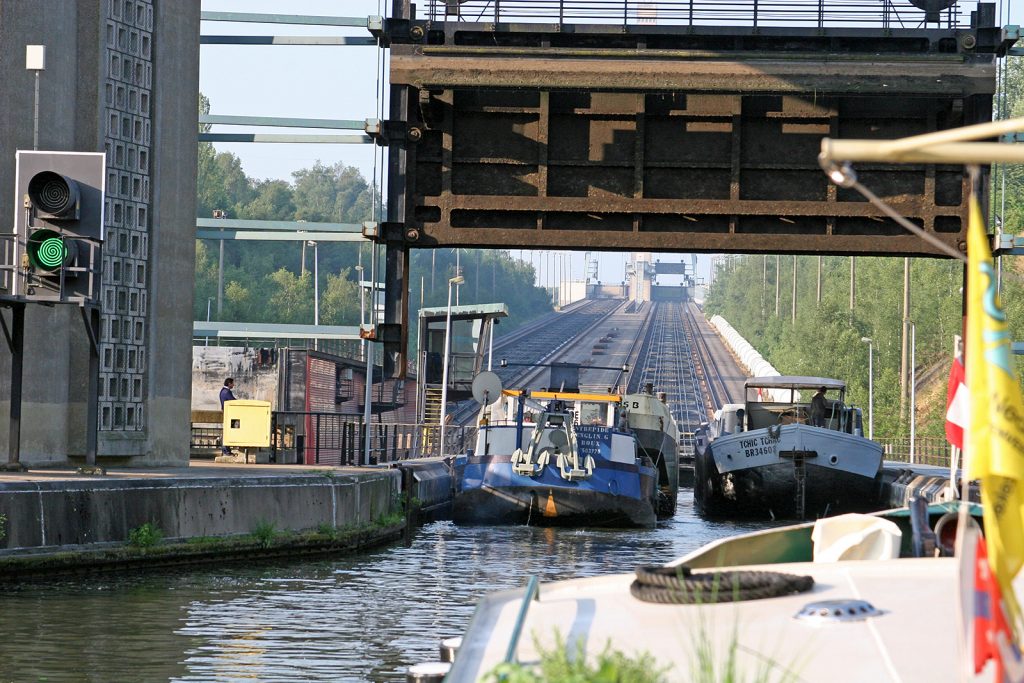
0,511,406,579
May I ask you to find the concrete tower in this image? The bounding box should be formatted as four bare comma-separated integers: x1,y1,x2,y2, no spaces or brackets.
0,1,200,465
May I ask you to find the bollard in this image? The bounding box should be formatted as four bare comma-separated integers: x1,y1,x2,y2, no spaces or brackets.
439,636,462,663
406,661,451,683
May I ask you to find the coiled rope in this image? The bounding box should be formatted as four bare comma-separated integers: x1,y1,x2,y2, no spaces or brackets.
629,565,814,604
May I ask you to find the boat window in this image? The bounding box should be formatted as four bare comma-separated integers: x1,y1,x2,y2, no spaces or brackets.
579,402,606,426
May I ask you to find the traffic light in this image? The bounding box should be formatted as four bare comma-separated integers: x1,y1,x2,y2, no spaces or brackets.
13,151,105,303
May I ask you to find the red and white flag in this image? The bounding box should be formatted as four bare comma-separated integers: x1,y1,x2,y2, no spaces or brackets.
946,355,967,450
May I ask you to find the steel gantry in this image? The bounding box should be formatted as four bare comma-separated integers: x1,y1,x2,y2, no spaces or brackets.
199,3,1021,379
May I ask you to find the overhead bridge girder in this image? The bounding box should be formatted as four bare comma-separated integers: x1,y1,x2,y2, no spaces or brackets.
651,286,689,302
385,17,1008,258
653,262,689,276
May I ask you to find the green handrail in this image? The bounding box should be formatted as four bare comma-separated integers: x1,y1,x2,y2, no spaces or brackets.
504,576,540,665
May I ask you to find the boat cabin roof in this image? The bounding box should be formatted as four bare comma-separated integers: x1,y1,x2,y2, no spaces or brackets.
744,376,846,391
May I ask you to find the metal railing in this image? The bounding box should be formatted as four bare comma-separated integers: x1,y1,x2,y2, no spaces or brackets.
190,414,477,465
425,0,975,30
190,425,223,456
678,432,696,459
270,412,478,466
878,435,953,468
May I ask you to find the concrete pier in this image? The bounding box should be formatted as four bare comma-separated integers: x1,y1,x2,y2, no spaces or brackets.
0,459,458,576
879,461,977,508
0,462,400,552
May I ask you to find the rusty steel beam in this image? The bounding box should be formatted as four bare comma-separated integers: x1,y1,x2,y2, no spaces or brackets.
427,195,958,217
405,226,964,257
372,11,1005,379
385,13,998,259
391,50,995,96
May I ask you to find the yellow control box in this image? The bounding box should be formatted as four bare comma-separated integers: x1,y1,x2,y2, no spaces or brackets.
222,400,272,448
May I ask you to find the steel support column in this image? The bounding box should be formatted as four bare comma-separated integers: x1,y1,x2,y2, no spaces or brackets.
380,0,416,379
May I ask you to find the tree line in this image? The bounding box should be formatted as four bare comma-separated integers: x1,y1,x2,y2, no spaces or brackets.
705,58,1024,440
704,255,968,439
195,95,555,353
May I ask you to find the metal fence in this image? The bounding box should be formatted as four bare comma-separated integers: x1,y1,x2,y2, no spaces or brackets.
877,435,953,468
678,432,696,459
190,425,222,456
270,412,478,466
425,0,977,29
190,413,477,466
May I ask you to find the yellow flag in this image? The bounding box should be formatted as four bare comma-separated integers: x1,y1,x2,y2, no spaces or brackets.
965,191,1024,630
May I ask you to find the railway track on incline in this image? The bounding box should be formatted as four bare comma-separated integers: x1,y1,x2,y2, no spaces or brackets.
628,302,707,437
452,298,624,424
682,302,733,420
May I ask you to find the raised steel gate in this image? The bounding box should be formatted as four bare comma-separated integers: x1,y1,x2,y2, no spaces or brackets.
371,0,1012,376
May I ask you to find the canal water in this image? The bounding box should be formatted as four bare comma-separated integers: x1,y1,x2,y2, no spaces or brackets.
0,491,772,682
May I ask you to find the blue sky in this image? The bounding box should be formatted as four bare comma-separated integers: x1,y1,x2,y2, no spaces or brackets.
200,0,1022,286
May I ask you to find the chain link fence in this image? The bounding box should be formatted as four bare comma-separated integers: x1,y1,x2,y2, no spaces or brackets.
877,435,953,468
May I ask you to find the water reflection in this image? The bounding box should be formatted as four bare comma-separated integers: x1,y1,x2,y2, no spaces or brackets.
0,491,772,682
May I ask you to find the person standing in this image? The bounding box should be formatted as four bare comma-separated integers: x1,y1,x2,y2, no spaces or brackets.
219,378,236,455
810,386,828,427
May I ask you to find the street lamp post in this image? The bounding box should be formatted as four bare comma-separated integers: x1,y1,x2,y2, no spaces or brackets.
355,263,365,361
910,323,916,464
308,240,319,350
861,337,874,440
205,297,214,347
213,209,227,316
438,275,464,457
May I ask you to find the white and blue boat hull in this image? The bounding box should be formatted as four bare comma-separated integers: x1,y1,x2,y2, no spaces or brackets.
453,425,659,528
695,423,883,519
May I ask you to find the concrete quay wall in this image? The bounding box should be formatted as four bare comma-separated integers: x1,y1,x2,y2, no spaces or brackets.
0,469,401,552
878,462,979,509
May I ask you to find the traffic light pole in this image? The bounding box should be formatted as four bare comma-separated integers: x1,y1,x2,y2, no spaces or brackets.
80,305,101,472
1,302,26,471
0,302,102,473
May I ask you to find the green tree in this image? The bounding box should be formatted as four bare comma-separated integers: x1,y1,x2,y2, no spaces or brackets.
193,240,219,321
241,179,296,221
704,254,969,439
196,95,556,353
291,161,375,224
266,269,314,325
222,281,257,322
321,268,361,325
197,95,254,218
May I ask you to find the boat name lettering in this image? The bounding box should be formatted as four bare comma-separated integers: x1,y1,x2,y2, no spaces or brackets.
739,436,778,449
743,445,777,458
575,425,609,459
738,435,778,459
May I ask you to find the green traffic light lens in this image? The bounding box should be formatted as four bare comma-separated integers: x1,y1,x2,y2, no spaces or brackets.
36,237,67,269
27,229,75,272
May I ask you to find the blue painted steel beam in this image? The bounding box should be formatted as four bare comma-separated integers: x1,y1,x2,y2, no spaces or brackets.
196,230,366,242
995,234,1024,256
199,114,367,130
1008,26,1023,57
196,218,365,232
196,219,372,241
200,11,370,27
200,35,376,46
199,133,373,144
193,321,362,341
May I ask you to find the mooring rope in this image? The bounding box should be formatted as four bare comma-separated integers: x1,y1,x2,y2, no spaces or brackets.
629,565,814,604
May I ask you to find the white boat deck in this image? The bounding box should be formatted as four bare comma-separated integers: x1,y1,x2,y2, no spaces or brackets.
450,556,1006,682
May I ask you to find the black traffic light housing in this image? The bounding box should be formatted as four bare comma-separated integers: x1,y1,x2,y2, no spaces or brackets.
26,171,80,274
11,151,106,303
